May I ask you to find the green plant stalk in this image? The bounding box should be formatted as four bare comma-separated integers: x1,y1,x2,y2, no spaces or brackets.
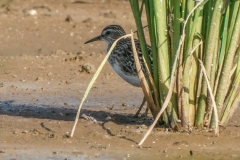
226,1,240,53
189,25,203,127
222,93,240,125
236,46,240,75
183,0,195,61
153,0,171,91
220,70,240,125
153,0,178,126
210,7,230,127
130,0,170,123
203,0,214,39
196,0,224,127
218,6,229,68
145,1,169,124
215,7,240,115
168,1,180,128
214,6,230,97
209,41,220,127
173,1,181,59
129,0,152,73
176,0,184,120
144,1,168,122
181,0,186,19
145,0,159,98
182,3,203,127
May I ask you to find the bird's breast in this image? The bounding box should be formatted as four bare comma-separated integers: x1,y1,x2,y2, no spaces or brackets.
109,60,141,87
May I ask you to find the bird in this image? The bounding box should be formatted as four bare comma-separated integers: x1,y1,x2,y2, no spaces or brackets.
84,25,153,117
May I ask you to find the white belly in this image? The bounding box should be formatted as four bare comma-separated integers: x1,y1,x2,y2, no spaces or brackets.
111,63,141,87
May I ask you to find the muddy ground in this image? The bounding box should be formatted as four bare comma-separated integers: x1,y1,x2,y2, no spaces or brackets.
0,0,240,159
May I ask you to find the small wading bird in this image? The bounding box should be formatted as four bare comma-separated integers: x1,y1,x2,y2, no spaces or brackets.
85,25,153,117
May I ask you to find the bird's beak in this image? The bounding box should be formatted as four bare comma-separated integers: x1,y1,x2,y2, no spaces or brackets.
84,35,102,44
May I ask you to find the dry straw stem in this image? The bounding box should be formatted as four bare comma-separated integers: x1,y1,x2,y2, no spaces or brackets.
142,57,161,110
130,31,157,117
70,34,132,137
198,60,219,136
138,0,205,146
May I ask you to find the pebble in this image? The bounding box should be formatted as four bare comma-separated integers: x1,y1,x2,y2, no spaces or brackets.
65,15,73,22
36,77,44,81
106,116,111,120
22,130,29,134
190,150,193,156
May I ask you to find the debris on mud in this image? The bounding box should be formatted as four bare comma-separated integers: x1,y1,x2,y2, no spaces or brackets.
80,113,98,123
79,63,96,74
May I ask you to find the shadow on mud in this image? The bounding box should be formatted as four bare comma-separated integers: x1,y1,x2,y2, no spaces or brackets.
0,100,153,125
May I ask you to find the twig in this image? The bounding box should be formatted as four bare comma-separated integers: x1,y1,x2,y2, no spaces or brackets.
189,40,203,56
198,60,219,136
70,34,132,137
138,0,205,146
195,42,204,124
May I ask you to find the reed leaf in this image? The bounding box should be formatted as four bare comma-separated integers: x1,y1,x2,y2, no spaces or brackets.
196,0,224,127
215,6,240,118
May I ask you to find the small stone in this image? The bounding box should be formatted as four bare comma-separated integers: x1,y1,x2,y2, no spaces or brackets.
10,85,18,89
79,63,96,74
122,103,126,106
106,116,111,120
22,130,28,134
102,11,116,18
0,150,5,153
65,15,73,22
190,150,193,156
95,154,99,158
77,51,85,55
36,77,44,81
53,151,58,154
28,10,38,16
82,18,93,23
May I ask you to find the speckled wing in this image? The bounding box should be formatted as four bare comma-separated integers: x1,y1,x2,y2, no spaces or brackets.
113,38,153,76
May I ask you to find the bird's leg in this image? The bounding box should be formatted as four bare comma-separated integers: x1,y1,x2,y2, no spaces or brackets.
134,97,147,118
142,104,149,117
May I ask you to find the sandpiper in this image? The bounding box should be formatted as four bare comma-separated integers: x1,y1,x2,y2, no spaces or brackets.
85,25,153,117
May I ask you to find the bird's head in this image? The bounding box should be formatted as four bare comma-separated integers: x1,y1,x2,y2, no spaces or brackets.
84,25,126,45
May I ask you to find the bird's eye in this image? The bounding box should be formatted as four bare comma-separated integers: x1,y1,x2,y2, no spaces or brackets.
105,31,110,35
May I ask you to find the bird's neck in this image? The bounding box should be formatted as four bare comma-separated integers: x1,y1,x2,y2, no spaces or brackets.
106,40,115,53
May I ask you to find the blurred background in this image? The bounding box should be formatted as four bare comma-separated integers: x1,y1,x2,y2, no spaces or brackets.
0,0,148,56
